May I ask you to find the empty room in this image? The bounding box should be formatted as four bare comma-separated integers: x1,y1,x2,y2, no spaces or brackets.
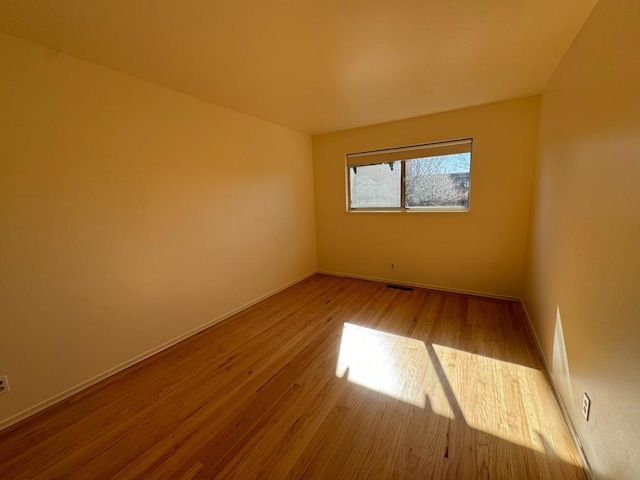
0,0,638,479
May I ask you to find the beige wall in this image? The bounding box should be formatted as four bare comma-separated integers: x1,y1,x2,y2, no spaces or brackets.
524,1,640,478
313,97,539,298
0,32,316,424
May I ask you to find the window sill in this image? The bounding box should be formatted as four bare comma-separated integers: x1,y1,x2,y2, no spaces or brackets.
346,207,470,213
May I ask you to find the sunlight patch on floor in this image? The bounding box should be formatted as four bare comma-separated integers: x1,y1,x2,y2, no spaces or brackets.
335,322,581,467
335,322,454,416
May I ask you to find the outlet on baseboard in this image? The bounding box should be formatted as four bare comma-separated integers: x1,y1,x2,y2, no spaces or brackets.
0,375,9,396
582,392,591,421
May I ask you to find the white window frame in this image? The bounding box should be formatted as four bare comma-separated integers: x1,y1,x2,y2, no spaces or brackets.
346,138,473,212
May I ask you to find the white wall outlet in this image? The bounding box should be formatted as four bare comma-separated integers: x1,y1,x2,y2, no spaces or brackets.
582,392,591,421
0,375,9,396
391,263,395,270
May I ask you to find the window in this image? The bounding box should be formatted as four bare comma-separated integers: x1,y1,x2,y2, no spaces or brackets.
347,138,472,211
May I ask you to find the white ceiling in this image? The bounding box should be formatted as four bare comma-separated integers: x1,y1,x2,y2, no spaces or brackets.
0,0,598,134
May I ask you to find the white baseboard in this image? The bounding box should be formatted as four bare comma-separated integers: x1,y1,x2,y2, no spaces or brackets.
0,271,316,432
318,270,520,301
519,300,594,480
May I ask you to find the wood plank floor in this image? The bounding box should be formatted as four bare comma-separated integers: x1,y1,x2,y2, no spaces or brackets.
0,274,586,479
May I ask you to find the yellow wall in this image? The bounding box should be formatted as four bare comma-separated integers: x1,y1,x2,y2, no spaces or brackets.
313,97,539,298
0,32,316,424
524,0,640,478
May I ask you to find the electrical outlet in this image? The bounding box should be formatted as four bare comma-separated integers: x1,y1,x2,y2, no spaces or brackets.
0,375,9,396
391,263,395,270
582,392,591,421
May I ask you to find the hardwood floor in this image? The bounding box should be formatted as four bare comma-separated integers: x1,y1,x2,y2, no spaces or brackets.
0,274,586,479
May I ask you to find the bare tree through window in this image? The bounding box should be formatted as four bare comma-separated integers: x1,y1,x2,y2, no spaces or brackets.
405,153,470,207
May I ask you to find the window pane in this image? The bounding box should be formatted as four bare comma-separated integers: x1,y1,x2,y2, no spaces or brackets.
405,153,470,208
350,161,401,209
